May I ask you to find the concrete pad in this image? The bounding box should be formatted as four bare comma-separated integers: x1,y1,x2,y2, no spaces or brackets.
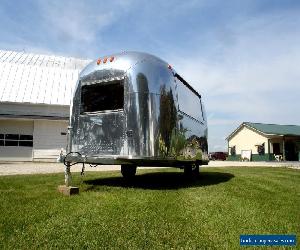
57,185,79,196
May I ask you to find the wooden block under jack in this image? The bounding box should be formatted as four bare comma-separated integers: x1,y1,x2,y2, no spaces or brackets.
57,185,79,196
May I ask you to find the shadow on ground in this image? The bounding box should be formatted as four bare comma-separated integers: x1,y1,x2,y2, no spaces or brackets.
83,171,234,190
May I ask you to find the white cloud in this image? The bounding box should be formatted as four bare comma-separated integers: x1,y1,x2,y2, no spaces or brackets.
39,2,113,42
35,0,138,57
164,9,300,151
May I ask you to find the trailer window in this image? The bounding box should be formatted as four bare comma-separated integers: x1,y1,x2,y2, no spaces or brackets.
81,80,124,113
175,74,203,122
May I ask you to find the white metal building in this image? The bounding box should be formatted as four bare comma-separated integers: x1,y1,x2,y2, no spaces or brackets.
0,50,91,161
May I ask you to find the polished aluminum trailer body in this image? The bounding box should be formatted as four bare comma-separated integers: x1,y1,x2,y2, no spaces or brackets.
65,52,208,167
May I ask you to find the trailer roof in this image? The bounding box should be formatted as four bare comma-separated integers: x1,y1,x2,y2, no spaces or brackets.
81,51,202,98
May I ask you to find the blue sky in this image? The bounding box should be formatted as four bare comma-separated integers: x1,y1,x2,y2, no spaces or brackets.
1,0,300,151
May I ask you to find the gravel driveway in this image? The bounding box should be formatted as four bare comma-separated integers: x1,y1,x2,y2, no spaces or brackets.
0,162,121,176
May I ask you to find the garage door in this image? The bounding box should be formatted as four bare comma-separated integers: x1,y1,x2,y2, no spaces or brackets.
33,120,68,160
0,119,34,161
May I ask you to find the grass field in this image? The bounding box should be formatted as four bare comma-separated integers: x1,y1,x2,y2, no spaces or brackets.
0,167,299,249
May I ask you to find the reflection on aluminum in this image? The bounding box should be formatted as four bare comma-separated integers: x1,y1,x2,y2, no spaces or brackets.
67,52,208,166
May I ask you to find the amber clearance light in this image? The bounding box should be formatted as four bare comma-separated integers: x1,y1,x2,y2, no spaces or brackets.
97,56,115,65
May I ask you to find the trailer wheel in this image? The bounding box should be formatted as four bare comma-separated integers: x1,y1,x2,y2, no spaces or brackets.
184,164,199,176
121,165,137,179
192,164,200,176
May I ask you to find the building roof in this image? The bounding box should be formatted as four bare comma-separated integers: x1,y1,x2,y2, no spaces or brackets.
227,122,300,140
0,49,91,106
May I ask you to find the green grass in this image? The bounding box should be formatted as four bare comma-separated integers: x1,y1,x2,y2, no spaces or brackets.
0,167,299,249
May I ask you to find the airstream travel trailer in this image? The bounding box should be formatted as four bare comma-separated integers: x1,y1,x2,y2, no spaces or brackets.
64,51,208,181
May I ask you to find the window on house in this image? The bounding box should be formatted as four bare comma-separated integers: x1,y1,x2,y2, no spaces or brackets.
19,135,33,147
230,146,236,156
5,134,19,146
0,134,33,147
0,134,4,146
258,143,265,155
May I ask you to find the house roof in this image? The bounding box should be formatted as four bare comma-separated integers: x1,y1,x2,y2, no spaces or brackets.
227,122,300,140
0,49,91,106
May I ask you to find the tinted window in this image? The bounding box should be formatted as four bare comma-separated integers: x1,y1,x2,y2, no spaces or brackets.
230,146,236,156
20,135,33,140
258,143,265,155
19,141,33,147
0,134,33,147
81,80,124,113
5,140,18,146
176,78,203,122
5,134,19,140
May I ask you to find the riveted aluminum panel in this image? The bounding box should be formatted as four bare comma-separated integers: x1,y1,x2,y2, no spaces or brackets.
72,112,126,156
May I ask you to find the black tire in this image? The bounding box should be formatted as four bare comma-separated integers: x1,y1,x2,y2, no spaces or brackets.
184,164,199,177
121,165,137,179
193,164,200,176
184,165,193,175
